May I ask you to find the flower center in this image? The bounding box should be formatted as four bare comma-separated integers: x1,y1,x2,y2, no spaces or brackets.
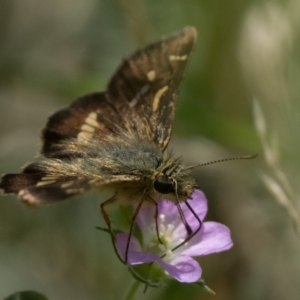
146,214,184,258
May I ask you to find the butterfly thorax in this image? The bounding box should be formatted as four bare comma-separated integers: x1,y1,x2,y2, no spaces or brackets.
101,148,197,205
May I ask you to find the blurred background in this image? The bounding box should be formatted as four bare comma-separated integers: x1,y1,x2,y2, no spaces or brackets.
0,0,300,299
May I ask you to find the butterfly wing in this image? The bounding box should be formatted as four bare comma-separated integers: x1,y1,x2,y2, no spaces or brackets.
41,92,126,158
108,26,197,150
42,27,197,158
0,162,140,205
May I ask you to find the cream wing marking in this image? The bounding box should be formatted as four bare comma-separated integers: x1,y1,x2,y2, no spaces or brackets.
77,112,101,141
169,54,188,61
147,70,156,81
152,86,169,112
36,175,59,187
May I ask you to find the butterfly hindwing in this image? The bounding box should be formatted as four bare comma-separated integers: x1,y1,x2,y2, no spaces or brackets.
108,27,197,150
17,175,141,206
17,179,90,206
0,162,82,204
0,161,141,205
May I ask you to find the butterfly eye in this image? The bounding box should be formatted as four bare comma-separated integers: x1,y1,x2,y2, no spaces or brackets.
154,176,174,194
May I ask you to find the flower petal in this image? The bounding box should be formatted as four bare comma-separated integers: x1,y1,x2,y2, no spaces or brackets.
181,189,208,221
171,189,208,237
165,255,202,283
136,190,208,237
115,234,202,283
180,221,233,257
116,233,158,264
135,204,156,235
178,190,208,233
164,190,208,233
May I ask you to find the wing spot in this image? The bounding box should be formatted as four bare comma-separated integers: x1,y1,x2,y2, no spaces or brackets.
36,175,58,187
85,117,100,128
147,70,156,81
41,176,58,181
152,86,169,112
85,112,100,127
78,112,101,141
81,124,95,133
66,188,85,194
36,180,56,187
18,190,38,206
19,190,25,196
77,131,93,141
169,54,188,61
88,112,97,120
61,182,74,189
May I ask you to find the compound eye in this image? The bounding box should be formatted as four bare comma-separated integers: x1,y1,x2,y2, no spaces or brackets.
154,176,174,194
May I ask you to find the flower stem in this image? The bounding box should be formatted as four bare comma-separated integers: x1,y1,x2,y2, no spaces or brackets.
123,280,141,300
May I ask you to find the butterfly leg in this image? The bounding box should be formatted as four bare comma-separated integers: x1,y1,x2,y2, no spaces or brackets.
147,197,163,245
125,197,145,263
100,195,126,264
100,195,116,232
173,201,202,252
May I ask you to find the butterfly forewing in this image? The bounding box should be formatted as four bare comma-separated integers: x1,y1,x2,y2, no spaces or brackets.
108,27,197,150
42,27,197,157
42,92,127,158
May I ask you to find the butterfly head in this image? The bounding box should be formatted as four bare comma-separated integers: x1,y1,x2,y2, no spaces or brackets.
153,155,196,202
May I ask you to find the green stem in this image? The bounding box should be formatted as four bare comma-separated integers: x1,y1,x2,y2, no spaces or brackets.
123,280,141,300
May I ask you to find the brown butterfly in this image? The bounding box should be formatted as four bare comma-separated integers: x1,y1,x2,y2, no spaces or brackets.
0,27,254,261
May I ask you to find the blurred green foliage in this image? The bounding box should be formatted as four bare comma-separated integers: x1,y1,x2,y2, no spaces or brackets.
5,291,48,300
0,0,300,299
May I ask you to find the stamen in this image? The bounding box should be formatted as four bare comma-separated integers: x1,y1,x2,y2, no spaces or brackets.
159,223,166,233
148,210,186,255
158,244,165,252
165,224,175,236
159,214,165,222
165,249,173,257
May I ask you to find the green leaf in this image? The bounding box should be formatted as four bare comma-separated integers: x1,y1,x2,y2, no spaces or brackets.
4,291,49,300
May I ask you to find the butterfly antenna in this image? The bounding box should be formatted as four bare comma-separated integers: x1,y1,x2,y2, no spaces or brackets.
183,153,257,171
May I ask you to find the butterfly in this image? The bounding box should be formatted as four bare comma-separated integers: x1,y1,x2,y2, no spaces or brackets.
0,27,199,260
0,26,197,204
0,27,255,262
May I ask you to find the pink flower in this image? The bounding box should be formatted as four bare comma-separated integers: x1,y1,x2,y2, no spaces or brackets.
116,190,233,283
